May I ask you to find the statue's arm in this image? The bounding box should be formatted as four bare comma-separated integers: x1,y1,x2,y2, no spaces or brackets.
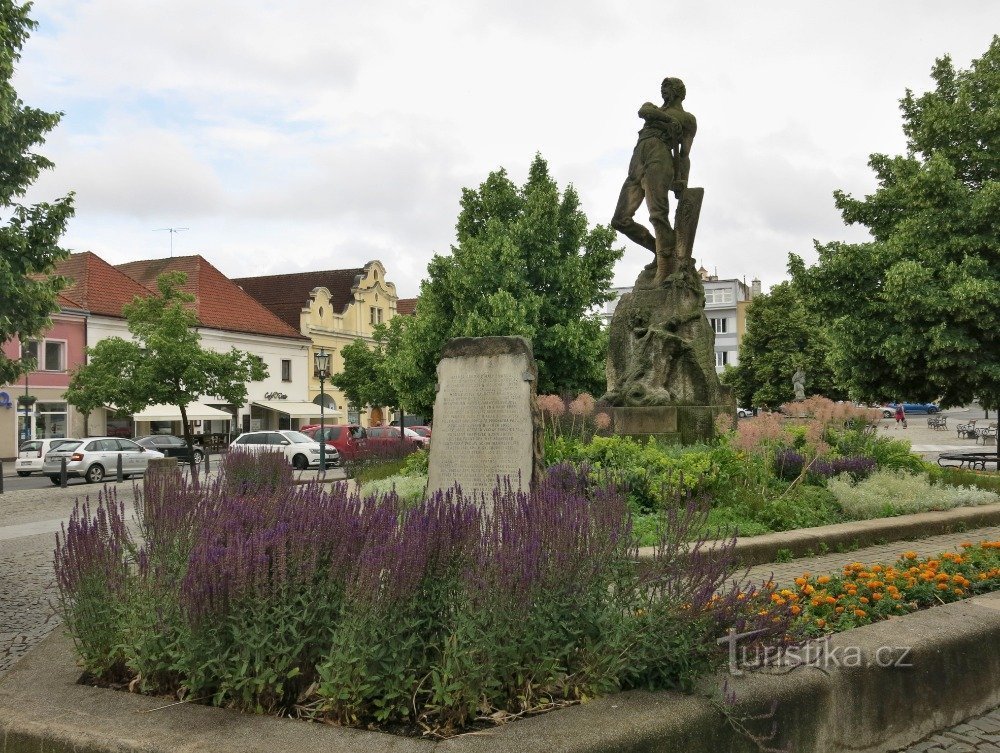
673,115,697,189
638,102,676,124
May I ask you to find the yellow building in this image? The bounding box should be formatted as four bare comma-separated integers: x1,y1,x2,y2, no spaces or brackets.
234,261,400,427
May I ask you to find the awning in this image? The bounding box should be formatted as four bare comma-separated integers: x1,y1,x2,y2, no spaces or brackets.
252,400,342,419
132,403,234,422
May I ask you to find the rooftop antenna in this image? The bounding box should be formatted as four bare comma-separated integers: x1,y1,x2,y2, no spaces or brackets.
153,227,189,257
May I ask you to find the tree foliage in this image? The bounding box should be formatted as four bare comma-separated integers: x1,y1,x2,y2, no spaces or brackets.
390,155,622,415
332,317,404,413
723,281,844,408
791,37,1000,409
0,1,74,383
66,273,267,466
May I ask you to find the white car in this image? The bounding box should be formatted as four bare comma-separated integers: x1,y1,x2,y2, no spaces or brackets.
43,437,165,484
229,430,340,469
14,438,79,476
737,407,752,418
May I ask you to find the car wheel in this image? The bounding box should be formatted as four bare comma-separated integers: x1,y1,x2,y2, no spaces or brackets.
192,450,204,465
85,464,105,484
17,471,31,477
48,476,61,485
292,454,309,470
883,409,893,418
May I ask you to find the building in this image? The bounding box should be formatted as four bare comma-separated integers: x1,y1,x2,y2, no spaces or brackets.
0,295,88,459
602,269,759,373
233,261,400,427
115,255,315,435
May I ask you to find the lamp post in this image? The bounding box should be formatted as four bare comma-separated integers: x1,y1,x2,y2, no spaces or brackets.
314,348,331,472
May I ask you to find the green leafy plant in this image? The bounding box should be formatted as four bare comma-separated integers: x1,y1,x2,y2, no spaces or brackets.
828,469,1000,519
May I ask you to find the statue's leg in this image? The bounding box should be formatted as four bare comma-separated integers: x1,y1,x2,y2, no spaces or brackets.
611,177,656,255
642,156,675,284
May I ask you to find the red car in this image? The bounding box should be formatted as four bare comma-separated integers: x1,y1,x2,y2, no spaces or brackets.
408,425,431,443
301,424,367,460
365,425,427,450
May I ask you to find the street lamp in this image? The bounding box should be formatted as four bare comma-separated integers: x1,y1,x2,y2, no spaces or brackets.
314,348,331,472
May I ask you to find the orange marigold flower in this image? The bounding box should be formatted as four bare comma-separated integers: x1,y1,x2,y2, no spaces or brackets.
854,609,867,618
790,605,802,615
859,597,869,604
816,619,826,628
936,583,949,591
794,577,807,587
817,575,831,585
872,593,884,601
835,606,845,614
825,596,836,605
903,551,918,560
954,588,964,596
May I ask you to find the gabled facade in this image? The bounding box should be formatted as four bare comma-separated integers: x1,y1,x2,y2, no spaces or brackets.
0,294,89,459
234,261,400,427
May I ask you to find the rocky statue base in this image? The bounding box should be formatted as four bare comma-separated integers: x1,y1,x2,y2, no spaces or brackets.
603,258,734,443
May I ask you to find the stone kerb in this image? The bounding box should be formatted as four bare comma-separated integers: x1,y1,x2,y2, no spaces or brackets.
3,592,999,752
426,336,543,505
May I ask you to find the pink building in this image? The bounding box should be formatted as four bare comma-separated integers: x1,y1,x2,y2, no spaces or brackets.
0,294,88,459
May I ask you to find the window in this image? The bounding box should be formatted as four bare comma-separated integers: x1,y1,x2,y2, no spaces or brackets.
369,306,384,325
281,359,292,382
710,318,728,334
22,340,39,364
715,351,729,368
705,288,734,305
44,341,65,371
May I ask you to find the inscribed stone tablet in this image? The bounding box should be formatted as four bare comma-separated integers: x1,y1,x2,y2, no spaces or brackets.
426,337,542,505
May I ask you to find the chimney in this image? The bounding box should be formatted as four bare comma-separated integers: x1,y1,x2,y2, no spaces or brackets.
751,278,762,299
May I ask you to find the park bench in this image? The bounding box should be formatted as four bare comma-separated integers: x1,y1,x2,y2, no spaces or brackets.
957,419,979,439
937,451,998,471
976,423,998,445
927,415,947,430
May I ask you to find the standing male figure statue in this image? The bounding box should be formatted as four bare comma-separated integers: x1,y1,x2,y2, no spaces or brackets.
611,77,698,285
792,367,806,402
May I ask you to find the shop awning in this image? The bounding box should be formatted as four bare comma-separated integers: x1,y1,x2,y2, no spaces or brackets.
132,403,234,422
252,400,341,419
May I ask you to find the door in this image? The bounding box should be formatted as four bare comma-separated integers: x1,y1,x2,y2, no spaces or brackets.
117,439,145,472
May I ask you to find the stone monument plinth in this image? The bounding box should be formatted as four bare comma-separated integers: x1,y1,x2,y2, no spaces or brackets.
426,336,543,505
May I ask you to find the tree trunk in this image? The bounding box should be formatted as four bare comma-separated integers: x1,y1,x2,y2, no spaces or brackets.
179,402,200,489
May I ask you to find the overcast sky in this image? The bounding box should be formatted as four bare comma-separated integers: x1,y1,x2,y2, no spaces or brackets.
15,1,1000,298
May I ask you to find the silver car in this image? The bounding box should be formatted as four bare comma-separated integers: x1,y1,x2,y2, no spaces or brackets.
14,438,78,476
43,437,165,484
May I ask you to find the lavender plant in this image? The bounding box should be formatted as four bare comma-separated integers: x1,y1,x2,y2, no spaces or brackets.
53,464,800,737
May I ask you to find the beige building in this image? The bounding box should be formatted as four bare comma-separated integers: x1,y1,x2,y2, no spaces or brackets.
234,261,400,427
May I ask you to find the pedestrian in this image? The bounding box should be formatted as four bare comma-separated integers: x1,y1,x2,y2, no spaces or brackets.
895,403,906,428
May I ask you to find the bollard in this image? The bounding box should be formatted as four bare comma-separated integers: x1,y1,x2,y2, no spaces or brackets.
0,459,4,494
204,448,210,480
60,457,68,488
116,453,123,483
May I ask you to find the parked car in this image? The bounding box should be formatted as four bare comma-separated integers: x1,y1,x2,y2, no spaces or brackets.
229,430,340,469
366,425,428,450
736,407,752,419
389,416,426,428
14,438,78,476
408,425,432,440
300,424,367,460
881,402,941,418
42,437,165,484
135,435,204,464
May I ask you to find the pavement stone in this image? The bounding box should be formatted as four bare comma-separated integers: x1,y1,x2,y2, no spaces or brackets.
897,708,1000,752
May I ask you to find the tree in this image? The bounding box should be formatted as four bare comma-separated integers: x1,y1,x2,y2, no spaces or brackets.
790,37,1000,409
332,317,404,417
391,155,622,414
722,281,844,408
66,272,267,476
0,1,74,383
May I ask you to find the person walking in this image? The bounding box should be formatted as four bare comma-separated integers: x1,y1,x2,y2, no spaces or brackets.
895,403,906,428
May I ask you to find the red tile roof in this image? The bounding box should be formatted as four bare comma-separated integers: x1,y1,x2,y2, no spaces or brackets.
116,256,307,341
396,298,418,316
52,252,152,318
233,267,367,331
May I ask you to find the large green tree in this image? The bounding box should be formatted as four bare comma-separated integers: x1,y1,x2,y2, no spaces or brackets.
723,281,844,408
332,317,404,418
66,273,267,474
392,155,622,415
0,1,74,383
791,37,1000,409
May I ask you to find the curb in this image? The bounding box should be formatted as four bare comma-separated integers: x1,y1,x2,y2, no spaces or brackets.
0,594,998,752
637,503,1000,570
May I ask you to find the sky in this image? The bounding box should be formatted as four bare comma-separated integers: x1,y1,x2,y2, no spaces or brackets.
15,1,1000,299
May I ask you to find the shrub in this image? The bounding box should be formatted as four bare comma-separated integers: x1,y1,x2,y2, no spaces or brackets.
360,474,427,506
538,393,613,444
401,448,429,476
932,466,1000,494
828,470,1000,519
220,447,293,496
53,465,798,736
773,449,876,483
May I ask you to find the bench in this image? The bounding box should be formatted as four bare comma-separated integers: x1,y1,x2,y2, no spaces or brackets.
976,423,998,445
937,451,999,471
957,420,979,439
927,415,947,430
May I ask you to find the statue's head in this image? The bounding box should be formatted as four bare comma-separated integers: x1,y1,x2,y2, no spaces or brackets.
661,77,686,103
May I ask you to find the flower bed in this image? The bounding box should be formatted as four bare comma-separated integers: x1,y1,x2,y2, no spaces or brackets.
53,458,797,738
788,541,1000,633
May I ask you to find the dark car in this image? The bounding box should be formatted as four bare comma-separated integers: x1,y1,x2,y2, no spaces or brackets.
301,424,367,460
136,435,205,464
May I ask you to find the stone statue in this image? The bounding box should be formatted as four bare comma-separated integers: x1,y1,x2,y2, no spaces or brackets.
604,77,733,442
611,77,698,285
792,367,806,401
